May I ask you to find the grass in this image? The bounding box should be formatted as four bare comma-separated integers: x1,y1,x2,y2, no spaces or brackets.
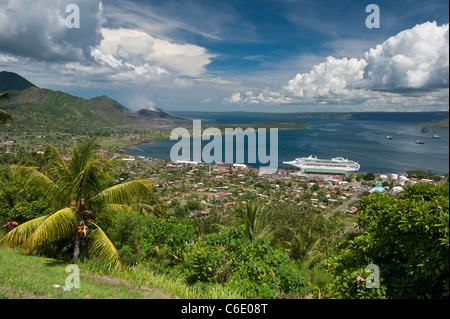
81,258,244,299
0,248,170,299
0,248,243,299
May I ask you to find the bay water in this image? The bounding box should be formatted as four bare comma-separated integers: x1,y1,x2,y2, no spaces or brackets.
125,113,449,176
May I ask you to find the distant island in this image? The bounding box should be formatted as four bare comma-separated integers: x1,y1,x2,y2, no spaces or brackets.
174,110,449,124
414,117,449,128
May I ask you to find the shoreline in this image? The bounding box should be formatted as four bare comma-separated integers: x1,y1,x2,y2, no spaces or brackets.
115,121,308,153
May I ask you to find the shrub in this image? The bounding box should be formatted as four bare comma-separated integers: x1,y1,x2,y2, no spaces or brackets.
5,200,53,224
185,225,307,298
140,216,197,262
107,211,147,264
325,183,449,299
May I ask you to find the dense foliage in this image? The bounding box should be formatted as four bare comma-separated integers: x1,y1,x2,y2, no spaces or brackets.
1,126,448,299
325,183,449,298
185,225,307,298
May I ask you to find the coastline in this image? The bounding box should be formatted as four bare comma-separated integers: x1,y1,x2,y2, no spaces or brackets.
114,121,308,153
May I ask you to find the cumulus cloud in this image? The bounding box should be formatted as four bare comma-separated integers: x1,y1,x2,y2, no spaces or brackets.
0,55,18,63
224,90,293,105
225,21,449,109
0,0,215,88
282,57,368,97
0,0,104,62
99,28,215,77
363,21,449,90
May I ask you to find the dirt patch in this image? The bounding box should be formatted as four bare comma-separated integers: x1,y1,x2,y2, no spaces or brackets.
0,285,50,299
82,273,130,285
81,273,179,299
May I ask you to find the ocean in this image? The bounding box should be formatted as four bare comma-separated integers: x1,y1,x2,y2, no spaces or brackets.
125,112,449,176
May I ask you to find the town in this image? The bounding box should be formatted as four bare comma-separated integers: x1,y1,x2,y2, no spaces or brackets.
100,150,447,223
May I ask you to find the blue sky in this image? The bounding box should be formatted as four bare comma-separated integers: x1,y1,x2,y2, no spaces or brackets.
0,0,448,112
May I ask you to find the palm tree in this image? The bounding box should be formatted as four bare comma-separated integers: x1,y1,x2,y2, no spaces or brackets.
0,92,14,124
234,201,273,242
286,230,325,267
0,139,154,268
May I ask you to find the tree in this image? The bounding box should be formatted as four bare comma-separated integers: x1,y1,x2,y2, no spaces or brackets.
0,92,14,124
286,230,324,267
234,201,273,242
185,225,307,298
0,139,154,268
325,182,449,298
363,172,375,181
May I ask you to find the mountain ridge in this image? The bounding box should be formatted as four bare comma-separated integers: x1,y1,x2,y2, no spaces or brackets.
0,71,188,129
0,71,37,92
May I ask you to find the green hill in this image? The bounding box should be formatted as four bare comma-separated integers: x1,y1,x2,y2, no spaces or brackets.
2,86,136,130
90,95,132,114
0,71,189,132
422,117,449,128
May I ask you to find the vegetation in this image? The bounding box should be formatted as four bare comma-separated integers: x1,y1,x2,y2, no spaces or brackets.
0,248,166,299
406,169,445,181
1,78,448,299
0,92,14,125
325,183,449,298
0,139,154,267
415,117,449,128
185,225,306,298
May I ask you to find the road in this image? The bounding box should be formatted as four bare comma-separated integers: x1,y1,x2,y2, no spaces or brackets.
325,197,359,218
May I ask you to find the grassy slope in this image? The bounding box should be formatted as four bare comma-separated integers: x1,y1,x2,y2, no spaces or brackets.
413,117,449,128
0,249,170,299
0,248,243,299
425,117,449,128
3,87,135,130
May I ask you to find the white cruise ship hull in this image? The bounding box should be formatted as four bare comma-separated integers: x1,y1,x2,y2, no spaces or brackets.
283,155,360,172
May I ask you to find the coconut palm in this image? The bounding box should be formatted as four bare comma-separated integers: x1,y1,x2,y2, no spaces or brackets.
286,230,325,267
234,201,273,242
0,92,14,124
0,139,154,268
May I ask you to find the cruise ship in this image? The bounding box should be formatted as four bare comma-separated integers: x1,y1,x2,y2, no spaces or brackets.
283,155,360,172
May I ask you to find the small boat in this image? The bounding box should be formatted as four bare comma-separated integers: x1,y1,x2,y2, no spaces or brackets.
386,136,393,140
415,140,424,144
433,135,441,139
421,127,429,133
397,132,403,135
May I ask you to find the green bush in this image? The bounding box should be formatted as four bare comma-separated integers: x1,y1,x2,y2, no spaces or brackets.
107,211,147,264
185,225,307,298
5,200,53,224
140,216,197,262
325,182,449,299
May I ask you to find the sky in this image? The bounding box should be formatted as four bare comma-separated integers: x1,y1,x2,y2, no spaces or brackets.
0,0,448,113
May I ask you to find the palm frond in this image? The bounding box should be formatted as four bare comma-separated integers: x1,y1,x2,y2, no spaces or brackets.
71,157,113,205
0,92,13,124
0,166,14,187
70,138,100,177
0,215,49,248
211,223,229,232
87,221,123,269
95,204,133,222
255,225,275,241
12,166,68,209
234,201,270,241
0,110,14,124
131,203,167,218
92,179,153,205
105,203,134,213
22,208,78,252
42,142,69,177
